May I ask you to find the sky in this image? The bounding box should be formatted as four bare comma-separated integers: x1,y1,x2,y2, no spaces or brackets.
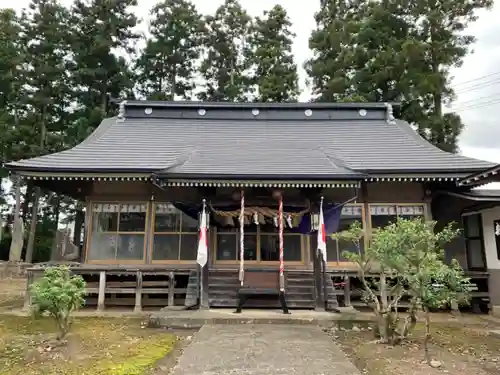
2,0,500,171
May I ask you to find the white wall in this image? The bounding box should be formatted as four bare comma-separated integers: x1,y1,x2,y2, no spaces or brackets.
481,207,500,270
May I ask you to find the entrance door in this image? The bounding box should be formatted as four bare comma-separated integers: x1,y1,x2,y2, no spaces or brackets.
214,222,303,263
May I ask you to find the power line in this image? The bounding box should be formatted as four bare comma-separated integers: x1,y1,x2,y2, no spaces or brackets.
453,91,500,106
451,70,500,88
453,77,500,94
451,97,500,112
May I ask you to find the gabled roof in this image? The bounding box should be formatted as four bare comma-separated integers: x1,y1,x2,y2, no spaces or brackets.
5,101,495,180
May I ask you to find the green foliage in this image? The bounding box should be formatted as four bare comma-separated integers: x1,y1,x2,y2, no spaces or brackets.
30,266,86,339
306,0,492,152
69,0,139,122
247,5,299,102
136,0,204,100
198,0,252,101
333,218,470,353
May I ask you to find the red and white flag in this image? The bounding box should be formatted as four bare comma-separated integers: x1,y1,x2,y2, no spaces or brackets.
197,201,208,267
317,198,327,262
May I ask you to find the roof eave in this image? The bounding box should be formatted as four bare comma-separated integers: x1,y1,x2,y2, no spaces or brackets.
435,190,500,202
458,163,500,187
5,165,156,174
154,172,367,181
362,167,490,175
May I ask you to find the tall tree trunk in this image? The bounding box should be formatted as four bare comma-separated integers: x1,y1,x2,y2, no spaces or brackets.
53,195,61,230
25,187,40,263
22,183,33,222
25,106,46,263
8,175,22,261
423,306,431,363
73,207,85,247
101,81,108,115
170,63,176,100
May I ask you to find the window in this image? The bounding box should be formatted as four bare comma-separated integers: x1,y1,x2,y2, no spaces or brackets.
370,204,425,230
215,222,302,262
260,222,302,262
87,203,147,262
311,204,364,264
463,213,486,270
152,203,199,262
216,225,258,261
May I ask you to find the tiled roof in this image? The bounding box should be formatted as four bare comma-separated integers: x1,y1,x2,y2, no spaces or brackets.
5,101,495,178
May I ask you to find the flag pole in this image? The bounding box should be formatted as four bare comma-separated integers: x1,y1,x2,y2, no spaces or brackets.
197,199,208,309
320,196,329,310
279,193,285,292
239,190,245,286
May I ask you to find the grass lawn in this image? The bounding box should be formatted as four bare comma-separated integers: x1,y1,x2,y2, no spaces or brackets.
0,278,25,310
338,315,500,375
0,314,178,375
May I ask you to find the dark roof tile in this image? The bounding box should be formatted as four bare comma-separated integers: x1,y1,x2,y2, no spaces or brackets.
6,105,495,177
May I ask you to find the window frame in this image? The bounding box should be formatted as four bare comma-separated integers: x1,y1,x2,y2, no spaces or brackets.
368,203,428,232
462,212,487,271
309,203,365,267
151,202,200,264
214,226,305,265
85,201,150,264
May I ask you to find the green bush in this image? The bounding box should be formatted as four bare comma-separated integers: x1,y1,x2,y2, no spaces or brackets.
30,265,86,339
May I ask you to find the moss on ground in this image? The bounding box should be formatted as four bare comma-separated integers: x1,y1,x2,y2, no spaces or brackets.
0,315,177,375
338,318,500,375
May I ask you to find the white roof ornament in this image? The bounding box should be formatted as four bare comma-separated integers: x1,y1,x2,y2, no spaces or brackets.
385,102,395,124
117,100,127,122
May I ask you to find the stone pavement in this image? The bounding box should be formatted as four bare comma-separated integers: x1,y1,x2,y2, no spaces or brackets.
170,324,361,375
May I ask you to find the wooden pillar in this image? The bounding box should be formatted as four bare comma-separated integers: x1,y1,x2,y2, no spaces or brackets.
134,271,142,313
23,270,33,311
97,271,106,311
343,275,351,307
168,271,175,307
200,229,210,309
313,249,325,310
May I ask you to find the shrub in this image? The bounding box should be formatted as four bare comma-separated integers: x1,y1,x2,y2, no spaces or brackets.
30,265,86,339
333,218,471,363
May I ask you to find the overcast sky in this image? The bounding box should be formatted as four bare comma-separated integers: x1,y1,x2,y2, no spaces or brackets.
2,0,500,165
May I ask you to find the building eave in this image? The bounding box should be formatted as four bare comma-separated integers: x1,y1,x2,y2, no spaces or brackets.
153,177,361,189
458,164,500,187
10,170,152,182
435,190,500,202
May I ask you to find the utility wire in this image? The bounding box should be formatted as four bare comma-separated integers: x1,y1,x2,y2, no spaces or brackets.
451,97,500,112
451,70,500,88
453,92,500,106
453,77,500,94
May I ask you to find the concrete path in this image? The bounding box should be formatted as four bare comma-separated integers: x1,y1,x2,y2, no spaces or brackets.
171,324,361,375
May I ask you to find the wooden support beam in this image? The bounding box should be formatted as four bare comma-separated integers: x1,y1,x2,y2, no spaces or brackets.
313,251,325,311
134,271,142,313
97,271,106,311
167,272,175,307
